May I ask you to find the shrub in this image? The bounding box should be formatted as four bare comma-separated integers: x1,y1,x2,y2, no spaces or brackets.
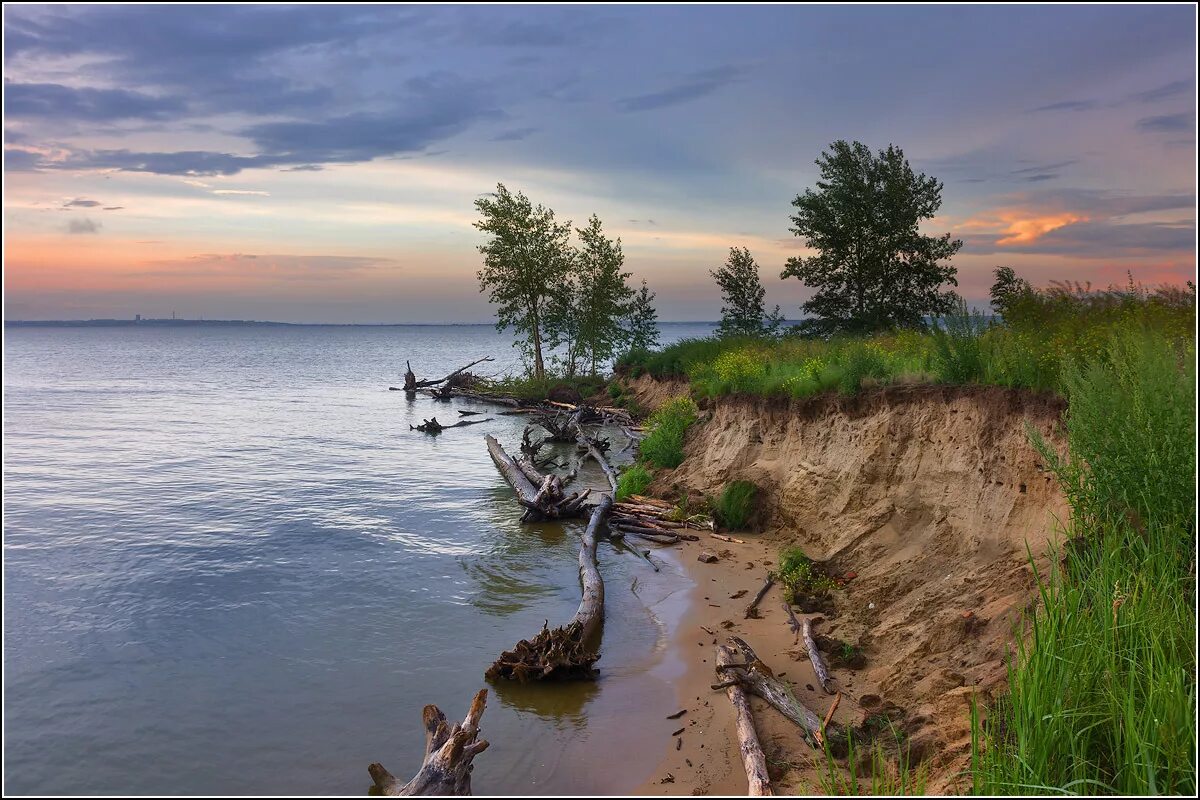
714,480,757,530
777,547,835,600
615,463,653,501
639,397,698,469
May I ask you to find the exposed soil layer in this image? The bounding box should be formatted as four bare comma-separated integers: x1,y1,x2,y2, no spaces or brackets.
627,376,1069,794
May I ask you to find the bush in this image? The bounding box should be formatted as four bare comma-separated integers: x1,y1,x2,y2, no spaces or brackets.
639,397,698,469
615,463,653,501
777,547,835,600
930,300,990,385
714,480,757,530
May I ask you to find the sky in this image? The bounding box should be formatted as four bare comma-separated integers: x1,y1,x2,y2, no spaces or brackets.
3,3,1196,323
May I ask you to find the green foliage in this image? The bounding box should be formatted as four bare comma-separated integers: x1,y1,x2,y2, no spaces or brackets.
711,246,782,338
638,397,698,469
777,547,835,600
553,214,635,376
714,480,757,530
782,140,962,336
615,463,653,501
474,183,573,380
972,327,1196,796
929,296,990,385
819,723,929,796
626,279,660,352
479,373,606,402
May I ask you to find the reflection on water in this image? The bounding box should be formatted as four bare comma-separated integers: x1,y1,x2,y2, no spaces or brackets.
3,323,713,795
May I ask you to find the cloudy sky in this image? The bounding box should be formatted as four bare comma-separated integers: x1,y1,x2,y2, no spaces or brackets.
3,3,1196,323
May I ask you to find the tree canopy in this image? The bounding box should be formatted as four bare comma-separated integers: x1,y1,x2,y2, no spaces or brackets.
474,183,573,379
782,140,962,336
711,246,782,338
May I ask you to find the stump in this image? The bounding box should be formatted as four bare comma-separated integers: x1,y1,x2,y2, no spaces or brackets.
368,689,489,796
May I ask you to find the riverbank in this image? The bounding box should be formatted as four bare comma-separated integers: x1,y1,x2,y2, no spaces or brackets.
623,376,1070,794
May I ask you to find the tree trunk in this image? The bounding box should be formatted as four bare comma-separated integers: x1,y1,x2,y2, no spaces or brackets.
485,435,590,521
486,494,612,681
716,645,773,796
803,617,835,694
368,689,489,796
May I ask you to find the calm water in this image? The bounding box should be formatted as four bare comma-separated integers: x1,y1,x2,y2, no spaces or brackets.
3,322,715,796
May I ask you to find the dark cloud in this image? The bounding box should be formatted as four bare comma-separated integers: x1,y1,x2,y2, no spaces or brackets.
491,127,538,142
5,82,185,122
103,206,124,211
1011,160,1077,175
4,148,42,171
1030,100,1096,112
1022,174,1059,182
281,165,324,172
617,65,746,112
1137,113,1192,133
1128,79,1192,103
67,217,100,234
63,198,102,208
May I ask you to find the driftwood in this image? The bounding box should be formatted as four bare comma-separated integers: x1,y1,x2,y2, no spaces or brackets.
411,417,493,434
486,435,591,522
487,494,613,681
745,575,775,619
404,357,495,391
716,645,773,796
369,689,489,796
803,617,835,694
569,418,618,492
720,636,850,755
606,498,712,545
783,603,803,643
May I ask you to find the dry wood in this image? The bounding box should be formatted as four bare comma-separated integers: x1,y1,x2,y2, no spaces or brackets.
803,617,835,694
712,533,746,544
405,356,495,390
744,575,775,619
411,417,493,434
368,689,489,796
569,417,618,491
721,636,851,755
486,435,590,522
716,645,773,796
487,495,613,681
782,603,803,643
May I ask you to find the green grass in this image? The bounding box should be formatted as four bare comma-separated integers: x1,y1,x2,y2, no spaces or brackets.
714,480,757,530
478,373,607,401
615,463,653,501
616,281,1194,400
818,723,930,796
638,396,698,469
971,326,1196,796
777,546,836,600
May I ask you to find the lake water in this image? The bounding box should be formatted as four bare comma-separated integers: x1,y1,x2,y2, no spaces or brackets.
2,322,716,796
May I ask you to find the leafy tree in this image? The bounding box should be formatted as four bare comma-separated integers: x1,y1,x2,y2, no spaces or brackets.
782,140,962,336
474,183,573,379
990,266,1033,319
711,246,782,338
626,279,660,351
571,215,635,375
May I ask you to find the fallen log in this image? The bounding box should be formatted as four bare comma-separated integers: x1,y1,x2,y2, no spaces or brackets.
744,575,775,619
368,689,489,796
803,617,835,694
716,645,773,796
406,356,496,390
721,636,849,754
569,418,618,492
486,435,590,522
411,417,493,434
487,494,613,681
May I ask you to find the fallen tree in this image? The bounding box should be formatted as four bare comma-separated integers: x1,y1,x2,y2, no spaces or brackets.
485,434,591,522
803,617,836,694
716,644,773,796
718,636,850,755
411,417,493,434
402,357,495,392
368,689,489,796
486,494,613,681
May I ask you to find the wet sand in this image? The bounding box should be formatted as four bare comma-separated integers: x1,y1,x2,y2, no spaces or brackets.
635,530,859,796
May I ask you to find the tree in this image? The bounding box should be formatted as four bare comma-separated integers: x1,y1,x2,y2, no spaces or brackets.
711,246,782,338
570,215,635,375
989,266,1033,319
626,279,660,351
475,183,573,379
782,140,962,336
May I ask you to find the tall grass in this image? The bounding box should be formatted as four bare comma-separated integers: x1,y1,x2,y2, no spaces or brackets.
714,480,757,530
638,397,698,469
972,327,1196,795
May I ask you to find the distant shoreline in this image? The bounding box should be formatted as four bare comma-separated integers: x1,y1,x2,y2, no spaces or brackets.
4,318,727,329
